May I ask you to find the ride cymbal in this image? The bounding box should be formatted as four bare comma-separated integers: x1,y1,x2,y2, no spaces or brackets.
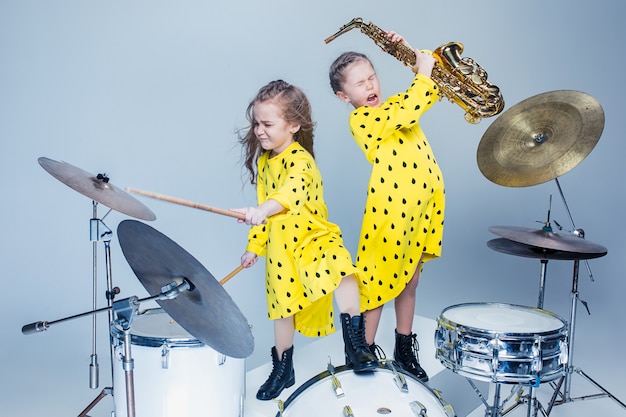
489,225,607,256
477,90,604,187
38,157,156,221
117,220,254,358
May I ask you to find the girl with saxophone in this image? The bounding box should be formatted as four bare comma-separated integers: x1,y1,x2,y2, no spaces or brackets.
231,80,377,401
328,31,446,382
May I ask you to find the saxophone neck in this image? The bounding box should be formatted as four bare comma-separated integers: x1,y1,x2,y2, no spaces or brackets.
324,17,363,44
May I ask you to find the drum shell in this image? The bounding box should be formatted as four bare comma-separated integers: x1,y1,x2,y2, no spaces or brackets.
434,303,568,384
111,309,245,417
278,363,455,417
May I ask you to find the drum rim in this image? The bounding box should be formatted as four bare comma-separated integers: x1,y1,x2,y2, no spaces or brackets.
438,302,567,336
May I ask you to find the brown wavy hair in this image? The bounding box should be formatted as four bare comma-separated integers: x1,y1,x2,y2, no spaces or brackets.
239,80,316,185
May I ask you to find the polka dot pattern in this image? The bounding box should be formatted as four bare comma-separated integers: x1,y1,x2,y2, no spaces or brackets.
246,142,367,337
348,74,445,311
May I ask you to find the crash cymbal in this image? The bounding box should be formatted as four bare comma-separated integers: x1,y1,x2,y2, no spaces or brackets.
38,157,156,221
487,238,606,260
489,225,607,256
477,90,604,187
117,220,253,358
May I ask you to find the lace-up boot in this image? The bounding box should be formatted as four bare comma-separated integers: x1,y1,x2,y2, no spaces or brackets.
394,329,428,382
256,345,295,400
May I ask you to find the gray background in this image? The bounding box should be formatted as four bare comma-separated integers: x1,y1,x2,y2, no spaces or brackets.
1,1,624,416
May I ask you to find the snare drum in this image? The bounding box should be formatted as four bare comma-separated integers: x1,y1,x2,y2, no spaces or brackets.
435,303,568,384
277,362,455,416
112,308,245,417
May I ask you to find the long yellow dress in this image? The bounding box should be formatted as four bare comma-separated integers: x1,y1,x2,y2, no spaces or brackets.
348,73,445,312
246,142,367,337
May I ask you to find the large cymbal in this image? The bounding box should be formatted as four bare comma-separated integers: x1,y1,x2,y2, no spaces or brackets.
487,238,606,261
477,90,604,187
39,157,156,221
117,220,254,358
489,225,607,257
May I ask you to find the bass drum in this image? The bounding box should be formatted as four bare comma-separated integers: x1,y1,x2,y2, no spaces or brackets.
277,362,455,416
435,302,568,384
112,308,245,417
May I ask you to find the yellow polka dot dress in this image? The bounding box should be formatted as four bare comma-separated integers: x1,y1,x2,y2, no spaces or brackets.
246,142,367,337
348,73,445,311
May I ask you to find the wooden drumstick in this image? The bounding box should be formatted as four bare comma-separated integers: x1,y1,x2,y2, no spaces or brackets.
126,187,246,220
219,265,244,285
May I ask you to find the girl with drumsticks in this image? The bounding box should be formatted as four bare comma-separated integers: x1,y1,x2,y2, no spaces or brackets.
328,31,445,382
231,80,378,401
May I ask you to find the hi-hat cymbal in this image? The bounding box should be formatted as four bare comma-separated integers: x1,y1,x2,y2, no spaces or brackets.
38,157,156,221
487,238,606,260
117,220,254,358
477,90,604,187
489,225,607,256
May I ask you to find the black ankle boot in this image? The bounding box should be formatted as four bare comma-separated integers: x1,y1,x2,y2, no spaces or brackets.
341,313,378,373
394,329,428,382
256,346,295,400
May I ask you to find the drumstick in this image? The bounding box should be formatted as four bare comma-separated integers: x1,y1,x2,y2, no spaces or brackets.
219,265,244,285
126,187,246,220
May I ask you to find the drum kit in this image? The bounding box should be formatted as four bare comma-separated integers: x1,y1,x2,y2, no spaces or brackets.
21,157,253,417
434,90,625,416
18,89,625,417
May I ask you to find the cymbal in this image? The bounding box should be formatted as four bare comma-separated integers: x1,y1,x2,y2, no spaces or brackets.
477,90,604,187
489,225,607,256
117,220,254,358
38,157,156,221
487,238,606,260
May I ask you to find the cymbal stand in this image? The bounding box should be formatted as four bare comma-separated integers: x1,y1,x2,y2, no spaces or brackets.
535,195,556,309
544,178,626,412
21,279,192,417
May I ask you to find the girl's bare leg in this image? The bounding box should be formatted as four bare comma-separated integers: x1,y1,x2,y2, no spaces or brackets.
364,305,383,345
395,260,422,335
333,273,360,317
274,316,295,356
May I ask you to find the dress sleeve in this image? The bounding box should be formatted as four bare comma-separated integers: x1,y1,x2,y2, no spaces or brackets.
349,73,439,162
246,168,268,256
265,151,312,217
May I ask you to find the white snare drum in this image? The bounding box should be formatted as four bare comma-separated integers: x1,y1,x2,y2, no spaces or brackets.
277,362,455,416
112,308,245,417
435,303,568,385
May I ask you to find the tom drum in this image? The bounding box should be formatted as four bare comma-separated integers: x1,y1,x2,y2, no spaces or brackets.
112,308,245,417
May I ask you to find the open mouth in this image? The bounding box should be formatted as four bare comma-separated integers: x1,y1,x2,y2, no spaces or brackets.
366,94,378,105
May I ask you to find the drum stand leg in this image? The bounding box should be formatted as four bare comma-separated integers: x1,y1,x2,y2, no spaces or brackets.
544,260,626,413
467,379,553,417
111,297,140,417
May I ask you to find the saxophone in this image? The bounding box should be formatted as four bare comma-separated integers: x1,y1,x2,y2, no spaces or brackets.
325,18,504,124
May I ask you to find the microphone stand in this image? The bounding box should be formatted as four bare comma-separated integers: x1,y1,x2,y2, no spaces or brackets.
22,279,192,417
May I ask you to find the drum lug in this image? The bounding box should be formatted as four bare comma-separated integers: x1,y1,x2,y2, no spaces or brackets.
327,357,345,398
386,360,408,393
409,400,426,416
161,344,170,369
